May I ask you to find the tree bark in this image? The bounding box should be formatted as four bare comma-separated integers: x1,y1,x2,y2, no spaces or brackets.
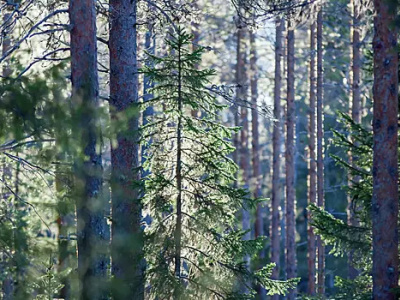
109,0,143,298
372,0,399,298
307,21,317,297
69,0,109,298
250,30,266,300
316,10,325,295
348,0,361,280
271,17,283,300
1,8,14,300
286,23,297,300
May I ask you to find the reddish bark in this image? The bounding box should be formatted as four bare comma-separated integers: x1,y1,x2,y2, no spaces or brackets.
307,21,317,296
286,25,297,300
69,0,109,297
316,10,325,295
109,0,143,298
372,0,399,298
271,18,283,300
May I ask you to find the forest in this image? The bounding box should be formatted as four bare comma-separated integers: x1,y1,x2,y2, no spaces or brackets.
0,0,398,299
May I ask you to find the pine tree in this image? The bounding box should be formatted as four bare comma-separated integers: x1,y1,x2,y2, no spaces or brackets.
271,18,284,300
69,0,109,297
140,28,298,300
109,0,144,297
371,0,398,298
286,20,297,300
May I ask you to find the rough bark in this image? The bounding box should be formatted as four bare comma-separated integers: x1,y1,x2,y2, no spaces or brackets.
109,0,143,298
271,17,283,300
286,24,297,300
69,0,109,298
348,0,361,280
307,21,317,296
371,0,399,298
316,10,325,295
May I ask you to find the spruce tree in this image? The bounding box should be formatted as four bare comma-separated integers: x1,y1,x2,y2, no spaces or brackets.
140,28,298,299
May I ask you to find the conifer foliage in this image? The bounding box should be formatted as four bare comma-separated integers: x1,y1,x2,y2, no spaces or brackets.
140,28,297,299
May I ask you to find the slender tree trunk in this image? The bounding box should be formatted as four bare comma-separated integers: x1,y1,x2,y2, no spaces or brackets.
109,0,143,298
251,31,262,241
371,0,399,298
174,35,184,299
316,10,325,295
142,3,155,173
286,23,297,300
271,17,283,300
348,0,361,280
56,164,73,300
250,30,266,300
307,21,317,297
69,0,109,298
1,8,13,300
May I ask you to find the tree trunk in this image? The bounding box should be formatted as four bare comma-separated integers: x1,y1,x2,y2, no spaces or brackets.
307,21,317,297
286,23,297,300
109,0,143,298
348,0,361,280
1,8,14,300
69,0,109,298
371,0,399,298
316,10,325,295
174,35,184,299
250,30,266,300
271,17,283,300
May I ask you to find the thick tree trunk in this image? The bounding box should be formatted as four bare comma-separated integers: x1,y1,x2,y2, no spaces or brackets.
109,0,143,298
348,0,361,280
69,0,109,298
286,24,297,300
316,10,325,295
271,17,283,300
307,21,317,297
371,0,399,298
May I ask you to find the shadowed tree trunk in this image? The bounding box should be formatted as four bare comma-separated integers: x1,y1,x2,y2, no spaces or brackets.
371,0,399,298
69,0,109,298
307,20,317,297
1,8,14,300
109,0,144,298
271,17,283,300
316,9,325,295
286,22,297,300
348,0,362,280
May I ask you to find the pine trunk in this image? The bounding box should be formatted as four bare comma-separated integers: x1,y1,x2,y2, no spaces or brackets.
250,30,266,300
372,0,399,298
348,0,361,280
69,0,109,298
1,9,13,300
307,21,317,296
316,10,325,295
286,24,297,300
109,0,143,298
271,18,283,300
